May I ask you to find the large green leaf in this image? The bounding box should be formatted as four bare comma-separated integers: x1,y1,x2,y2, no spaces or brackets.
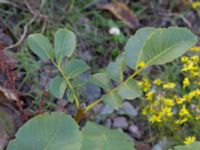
103,91,123,109
140,27,197,66
54,28,76,63
90,72,111,92
118,79,142,100
7,112,82,150
107,55,125,83
50,76,67,99
64,59,89,79
124,27,156,69
171,142,200,150
28,34,53,61
81,122,135,150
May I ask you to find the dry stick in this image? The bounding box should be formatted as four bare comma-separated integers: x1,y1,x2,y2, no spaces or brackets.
3,0,37,50
159,12,192,28
5,0,48,50
5,15,37,50
24,0,35,16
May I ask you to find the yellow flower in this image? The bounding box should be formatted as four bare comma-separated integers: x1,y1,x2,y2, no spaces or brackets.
190,46,200,52
191,56,199,62
183,77,190,88
175,97,185,105
137,61,146,69
149,115,161,123
153,79,162,85
163,83,176,89
182,62,194,72
184,136,196,145
141,79,151,92
193,89,200,96
195,115,200,120
161,107,173,117
146,91,155,100
179,105,190,116
184,89,200,101
192,2,200,9
142,109,147,115
164,98,174,107
181,56,189,63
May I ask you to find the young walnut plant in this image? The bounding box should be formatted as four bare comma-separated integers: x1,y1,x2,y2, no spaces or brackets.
6,27,198,150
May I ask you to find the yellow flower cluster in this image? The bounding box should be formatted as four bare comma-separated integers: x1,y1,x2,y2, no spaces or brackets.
181,55,200,78
190,46,200,52
141,48,200,142
162,82,176,89
184,136,196,145
142,83,176,124
192,2,200,9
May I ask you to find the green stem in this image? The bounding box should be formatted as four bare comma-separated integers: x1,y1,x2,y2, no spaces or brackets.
56,65,80,108
84,98,103,113
85,68,144,112
50,58,80,109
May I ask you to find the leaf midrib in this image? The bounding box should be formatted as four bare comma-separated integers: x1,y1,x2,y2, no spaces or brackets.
144,40,193,66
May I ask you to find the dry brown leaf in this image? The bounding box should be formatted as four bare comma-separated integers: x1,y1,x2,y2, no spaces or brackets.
98,2,140,29
0,86,21,149
0,86,18,102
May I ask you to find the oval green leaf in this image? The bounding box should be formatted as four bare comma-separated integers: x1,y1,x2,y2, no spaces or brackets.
7,112,82,150
107,55,125,83
140,27,197,66
103,91,123,109
28,34,53,61
50,76,67,99
124,27,156,69
118,79,142,100
54,28,76,63
64,59,89,79
90,72,111,92
67,88,74,102
81,122,135,150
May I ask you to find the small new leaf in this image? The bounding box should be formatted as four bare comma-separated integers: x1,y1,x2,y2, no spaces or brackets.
107,54,125,82
50,76,67,98
67,89,74,102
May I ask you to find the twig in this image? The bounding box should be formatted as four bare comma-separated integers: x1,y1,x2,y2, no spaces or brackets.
24,0,36,16
24,0,47,33
3,0,48,50
5,15,37,50
159,12,192,28
3,0,38,50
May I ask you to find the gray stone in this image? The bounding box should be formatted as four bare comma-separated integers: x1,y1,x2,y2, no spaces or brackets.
118,102,138,117
112,116,128,129
128,124,142,139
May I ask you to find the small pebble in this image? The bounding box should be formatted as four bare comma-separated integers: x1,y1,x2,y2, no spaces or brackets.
128,124,142,139
112,116,128,129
